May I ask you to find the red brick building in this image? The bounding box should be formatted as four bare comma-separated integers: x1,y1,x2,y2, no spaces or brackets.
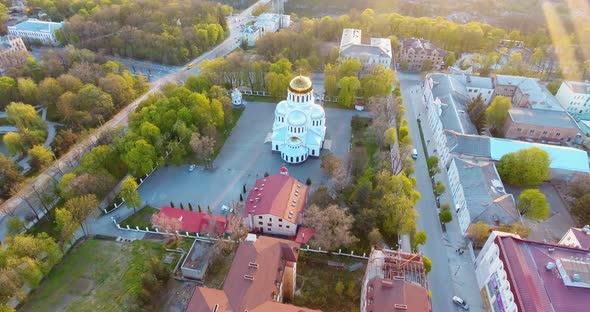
502,107,581,142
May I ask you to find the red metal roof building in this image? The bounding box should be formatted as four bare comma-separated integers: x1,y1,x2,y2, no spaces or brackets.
186,235,319,312
242,172,309,237
157,207,227,235
361,249,431,312
475,231,590,312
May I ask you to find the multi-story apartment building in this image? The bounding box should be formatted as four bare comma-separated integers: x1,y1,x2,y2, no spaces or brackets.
254,13,290,36
242,168,308,237
502,107,581,142
398,38,446,72
475,231,590,312
339,29,392,72
555,80,590,120
450,73,495,104
0,35,28,74
7,19,63,46
491,74,563,111
361,249,431,312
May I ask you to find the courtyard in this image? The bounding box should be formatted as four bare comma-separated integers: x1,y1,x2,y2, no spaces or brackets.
133,101,367,215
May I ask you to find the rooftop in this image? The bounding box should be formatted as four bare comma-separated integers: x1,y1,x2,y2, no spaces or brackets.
8,18,63,33
565,80,590,95
339,28,392,59
452,158,520,226
493,232,590,311
187,236,318,312
430,73,478,135
570,227,590,250
494,74,563,111
450,73,494,89
289,75,313,94
158,207,227,235
244,174,309,223
364,249,431,312
400,38,446,56
508,107,580,130
181,239,214,274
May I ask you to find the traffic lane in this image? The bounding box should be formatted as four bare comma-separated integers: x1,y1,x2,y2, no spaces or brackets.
399,76,459,312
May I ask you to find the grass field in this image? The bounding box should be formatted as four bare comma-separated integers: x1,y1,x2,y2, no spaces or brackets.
119,206,159,229
21,239,167,312
292,252,366,312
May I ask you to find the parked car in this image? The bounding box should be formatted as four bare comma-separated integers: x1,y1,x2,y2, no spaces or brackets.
188,164,196,172
452,296,469,310
411,148,418,159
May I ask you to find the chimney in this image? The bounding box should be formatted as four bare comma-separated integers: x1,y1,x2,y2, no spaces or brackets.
546,262,555,270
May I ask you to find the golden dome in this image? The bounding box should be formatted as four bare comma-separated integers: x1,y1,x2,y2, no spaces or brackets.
288,75,313,94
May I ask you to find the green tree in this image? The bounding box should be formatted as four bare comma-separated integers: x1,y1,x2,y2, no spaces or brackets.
6,102,46,131
0,154,23,197
98,73,135,108
422,59,433,72
6,217,26,236
55,208,77,248
17,78,38,105
324,74,338,97
121,177,141,212
546,79,562,95
496,147,550,187
439,208,452,224
80,145,113,172
335,280,344,296
185,75,211,93
444,52,456,68
384,128,397,146
3,132,25,156
368,228,383,246
413,231,427,250
467,94,487,133
37,77,64,107
486,96,512,135
517,189,550,220
338,59,362,78
0,76,17,109
360,65,395,99
423,256,432,274
124,140,157,177
434,181,446,197
571,194,590,226
64,194,99,236
28,145,54,171
426,156,440,177
266,72,292,101
338,76,361,108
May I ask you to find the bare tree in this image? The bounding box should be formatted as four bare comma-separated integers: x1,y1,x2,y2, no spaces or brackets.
190,132,216,169
151,212,183,241
320,153,342,177
302,204,359,250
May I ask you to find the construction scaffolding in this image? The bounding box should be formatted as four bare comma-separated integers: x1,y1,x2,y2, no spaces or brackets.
379,249,428,288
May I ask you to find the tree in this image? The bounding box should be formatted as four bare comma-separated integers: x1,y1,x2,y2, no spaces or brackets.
496,147,550,187
413,231,427,250
6,102,46,131
335,281,345,296
546,79,562,95
338,76,361,107
63,194,99,236
384,128,397,146
486,96,512,135
121,177,141,212
444,52,456,68
360,65,395,99
422,59,433,72
252,3,270,16
368,228,383,246
17,78,38,104
320,153,342,177
468,221,491,247
571,194,590,225
190,133,216,169
306,177,312,185
185,75,211,93
467,94,487,133
324,73,338,97
37,78,63,107
0,154,22,198
302,204,359,250
6,217,26,236
151,212,182,241
426,156,440,177
124,140,157,177
0,76,17,110
3,132,25,156
28,145,54,171
439,208,452,224
309,185,337,208
517,189,550,220
54,208,77,249
266,72,292,101
338,59,362,78
423,256,432,274
98,74,135,108
434,181,446,197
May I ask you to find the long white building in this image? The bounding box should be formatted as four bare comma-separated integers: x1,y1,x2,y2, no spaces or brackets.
339,28,392,72
271,75,326,164
7,19,63,46
555,80,590,120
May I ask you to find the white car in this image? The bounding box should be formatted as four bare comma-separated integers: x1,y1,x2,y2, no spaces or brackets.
452,296,469,310
188,164,196,172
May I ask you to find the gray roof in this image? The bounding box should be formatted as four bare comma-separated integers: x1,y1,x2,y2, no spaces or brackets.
494,74,563,111
430,74,479,135
508,107,580,130
340,44,391,58
565,81,590,95
450,74,493,89
446,130,491,157
453,158,520,226
400,38,446,57
8,19,63,32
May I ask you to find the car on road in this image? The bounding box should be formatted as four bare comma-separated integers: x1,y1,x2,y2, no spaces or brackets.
411,148,418,159
188,164,196,172
452,296,469,310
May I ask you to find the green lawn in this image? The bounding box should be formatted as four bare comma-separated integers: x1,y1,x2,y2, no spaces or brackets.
119,206,159,229
243,95,275,103
21,239,168,312
291,252,366,312
27,209,61,241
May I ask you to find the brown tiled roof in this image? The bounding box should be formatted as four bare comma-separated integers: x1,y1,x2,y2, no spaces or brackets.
243,174,308,224
365,278,431,312
186,236,318,312
400,38,446,57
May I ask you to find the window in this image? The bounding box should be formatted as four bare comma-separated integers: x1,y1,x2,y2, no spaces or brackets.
258,216,262,219
278,218,282,222
269,217,272,221
267,223,271,226
279,224,283,227
268,228,271,231
556,133,561,136
542,131,548,135
286,225,290,229
258,222,263,225
517,128,522,132
529,129,534,134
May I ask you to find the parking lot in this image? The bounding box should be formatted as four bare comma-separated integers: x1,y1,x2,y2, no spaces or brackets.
135,101,366,215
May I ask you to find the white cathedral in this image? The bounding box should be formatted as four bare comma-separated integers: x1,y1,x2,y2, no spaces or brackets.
271,76,326,164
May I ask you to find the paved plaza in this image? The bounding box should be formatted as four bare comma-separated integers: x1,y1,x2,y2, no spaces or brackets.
135,101,366,215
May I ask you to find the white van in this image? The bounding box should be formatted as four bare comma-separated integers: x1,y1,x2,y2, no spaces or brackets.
411,149,418,159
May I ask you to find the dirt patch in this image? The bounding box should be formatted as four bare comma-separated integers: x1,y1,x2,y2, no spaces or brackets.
158,280,197,312
70,278,95,296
